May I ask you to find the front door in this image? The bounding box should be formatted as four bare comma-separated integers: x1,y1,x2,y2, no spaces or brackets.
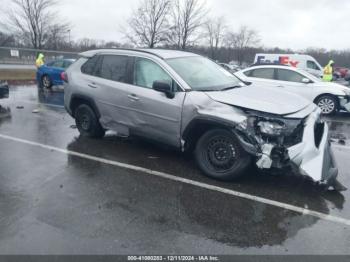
274,68,314,100
124,57,186,147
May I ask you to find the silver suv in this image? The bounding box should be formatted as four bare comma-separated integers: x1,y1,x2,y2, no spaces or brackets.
64,49,344,190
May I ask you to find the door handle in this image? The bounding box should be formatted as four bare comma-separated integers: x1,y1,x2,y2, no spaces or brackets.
277,85,285,88
128,94,140,101
88,83,98,88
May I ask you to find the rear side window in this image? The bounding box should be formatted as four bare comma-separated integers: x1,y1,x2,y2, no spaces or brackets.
249,68,275,79
99,55,129,83
307,60,321,70
277,69,305,83
81,55,100,76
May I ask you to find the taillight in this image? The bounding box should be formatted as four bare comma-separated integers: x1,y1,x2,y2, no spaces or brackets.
61,72,68,83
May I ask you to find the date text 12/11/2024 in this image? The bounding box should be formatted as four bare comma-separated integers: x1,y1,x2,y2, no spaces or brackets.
127,256,220,261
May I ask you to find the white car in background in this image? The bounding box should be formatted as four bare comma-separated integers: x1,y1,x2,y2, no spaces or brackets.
235,65,350,115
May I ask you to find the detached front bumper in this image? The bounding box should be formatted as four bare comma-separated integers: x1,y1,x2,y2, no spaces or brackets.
288,109,339,185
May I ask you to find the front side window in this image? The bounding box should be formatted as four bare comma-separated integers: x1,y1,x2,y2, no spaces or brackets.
307,60,321,70
277,69,305,83
99,55,128,83
133,58,172,89
166,56,241,91
250,68,275,79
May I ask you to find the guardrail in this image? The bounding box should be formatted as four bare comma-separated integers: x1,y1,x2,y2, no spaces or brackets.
0,46,78,65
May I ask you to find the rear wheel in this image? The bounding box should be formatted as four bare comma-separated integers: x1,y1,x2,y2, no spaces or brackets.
41,75,52,89
75,104,105,138
316,95,338,115
194,129,251,181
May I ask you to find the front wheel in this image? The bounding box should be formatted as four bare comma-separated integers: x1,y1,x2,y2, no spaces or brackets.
316,95,338,115
194,129,251,181
75,104,105,138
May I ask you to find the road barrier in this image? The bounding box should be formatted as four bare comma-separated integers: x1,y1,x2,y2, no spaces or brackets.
0,46,78,65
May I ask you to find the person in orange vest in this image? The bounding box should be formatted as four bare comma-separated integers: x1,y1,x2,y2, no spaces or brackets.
322,60,334,82
35,53,45,68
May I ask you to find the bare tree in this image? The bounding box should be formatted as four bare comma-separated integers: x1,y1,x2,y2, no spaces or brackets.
125,0,171,48
7,0,69,49
167,0,207,50
225,25,260,65
0,31,16,47
45,23,70,50
76,38,99,51
205,16,226,59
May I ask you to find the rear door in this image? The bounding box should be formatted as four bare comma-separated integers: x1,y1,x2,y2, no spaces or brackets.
88,54,135,135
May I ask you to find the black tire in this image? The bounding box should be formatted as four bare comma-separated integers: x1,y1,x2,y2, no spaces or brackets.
75,104,105,138
194,129,251,181
41,75,52,89
315,95,338,115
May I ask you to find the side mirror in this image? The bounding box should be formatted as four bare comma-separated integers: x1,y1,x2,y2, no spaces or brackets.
153,80,175,99
302,78,311,84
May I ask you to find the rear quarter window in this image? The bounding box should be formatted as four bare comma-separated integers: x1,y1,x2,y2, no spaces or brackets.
81,56,100,76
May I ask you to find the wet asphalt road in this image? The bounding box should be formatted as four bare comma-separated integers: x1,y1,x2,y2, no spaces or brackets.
1,86,350,255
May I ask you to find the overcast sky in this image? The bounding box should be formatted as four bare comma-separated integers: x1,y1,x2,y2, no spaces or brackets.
5,0,350,50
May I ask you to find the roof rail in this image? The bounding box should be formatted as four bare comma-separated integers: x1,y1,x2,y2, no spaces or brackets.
80,48,166,60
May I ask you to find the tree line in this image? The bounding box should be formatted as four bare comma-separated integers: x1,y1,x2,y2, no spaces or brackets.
1,0,350,67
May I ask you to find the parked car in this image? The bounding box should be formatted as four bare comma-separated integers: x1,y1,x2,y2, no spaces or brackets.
345,71,350,82
235,64,350,115
36,59,75,88
63,49,344,190
0,80,9,99
254,53,323,78
218,63,240,73
334,67,349,78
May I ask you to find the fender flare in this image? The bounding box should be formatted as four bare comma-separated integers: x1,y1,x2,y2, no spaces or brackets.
69,94,101,118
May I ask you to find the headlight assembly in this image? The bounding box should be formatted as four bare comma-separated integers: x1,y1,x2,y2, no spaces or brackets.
257,120,286,136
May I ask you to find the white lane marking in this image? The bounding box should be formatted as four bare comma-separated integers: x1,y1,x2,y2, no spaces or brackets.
16,100,65,109
0,134,350,226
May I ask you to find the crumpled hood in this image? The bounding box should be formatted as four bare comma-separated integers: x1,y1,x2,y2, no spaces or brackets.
205,85,311,115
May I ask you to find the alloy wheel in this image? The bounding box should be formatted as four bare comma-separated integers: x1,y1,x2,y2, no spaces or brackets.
318,98,335,114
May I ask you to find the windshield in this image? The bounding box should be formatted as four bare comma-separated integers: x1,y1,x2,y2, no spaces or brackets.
166,56,243,91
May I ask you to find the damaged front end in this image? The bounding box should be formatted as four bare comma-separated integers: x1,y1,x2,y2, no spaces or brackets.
234,108,346,191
